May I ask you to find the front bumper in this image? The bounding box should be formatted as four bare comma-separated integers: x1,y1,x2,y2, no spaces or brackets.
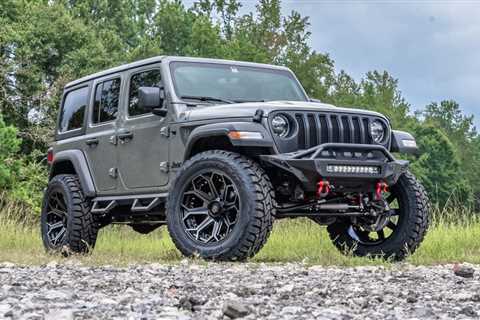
260,143,408,192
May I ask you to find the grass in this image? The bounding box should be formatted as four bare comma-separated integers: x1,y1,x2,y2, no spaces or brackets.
0,216,479,266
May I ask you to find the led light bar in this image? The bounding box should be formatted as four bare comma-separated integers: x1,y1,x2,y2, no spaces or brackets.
326,165,381,175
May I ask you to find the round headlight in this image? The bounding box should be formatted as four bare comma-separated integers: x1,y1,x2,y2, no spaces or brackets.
369,120,385,143
271,115,290,138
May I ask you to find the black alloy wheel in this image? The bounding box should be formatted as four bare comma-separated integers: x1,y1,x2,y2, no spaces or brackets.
166,150,275,261
327,171,430,260
44,190,68,247
181,171,240,244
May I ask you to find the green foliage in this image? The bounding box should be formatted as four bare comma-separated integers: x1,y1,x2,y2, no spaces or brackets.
409,125,472,206
0,116,46,212
0,116,21,188
0,0,479,213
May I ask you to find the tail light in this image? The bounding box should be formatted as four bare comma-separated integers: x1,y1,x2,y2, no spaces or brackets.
47,148,54,165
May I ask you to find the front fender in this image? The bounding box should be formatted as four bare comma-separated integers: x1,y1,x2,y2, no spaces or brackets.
391,130,419,155
184,121,274,159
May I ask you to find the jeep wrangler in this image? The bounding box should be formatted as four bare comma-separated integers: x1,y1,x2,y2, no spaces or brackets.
41,56,429,261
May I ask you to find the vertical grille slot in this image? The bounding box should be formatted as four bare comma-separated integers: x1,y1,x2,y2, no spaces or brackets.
331,115,340,142
341,116,351,143
307,114,317,147
319,115,328,144
352,117,361,143
295,114,306,149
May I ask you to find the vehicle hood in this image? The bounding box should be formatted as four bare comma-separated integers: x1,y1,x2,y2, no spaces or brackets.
184,101,387,121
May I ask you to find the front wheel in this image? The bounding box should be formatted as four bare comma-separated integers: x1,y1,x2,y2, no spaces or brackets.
327,171,430,261
166,150,275,261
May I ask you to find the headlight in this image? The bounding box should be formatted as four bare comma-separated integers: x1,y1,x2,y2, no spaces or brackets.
271,115,290,138
369,120,385,143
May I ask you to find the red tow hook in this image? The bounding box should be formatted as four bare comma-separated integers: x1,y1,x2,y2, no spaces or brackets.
375,181,388,200
317,180,330,198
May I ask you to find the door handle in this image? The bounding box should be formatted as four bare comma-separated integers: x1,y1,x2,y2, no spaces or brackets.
85,138,99,146
118,131,134,141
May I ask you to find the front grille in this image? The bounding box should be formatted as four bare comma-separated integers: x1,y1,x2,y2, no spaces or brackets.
294,112,373,149
270,111,389,153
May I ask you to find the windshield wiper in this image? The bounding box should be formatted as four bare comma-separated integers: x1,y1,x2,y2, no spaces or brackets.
180,95,234,104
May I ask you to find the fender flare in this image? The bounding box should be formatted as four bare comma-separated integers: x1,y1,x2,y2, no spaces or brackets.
49,150,96,197
391,130,419,155
184,121,274,160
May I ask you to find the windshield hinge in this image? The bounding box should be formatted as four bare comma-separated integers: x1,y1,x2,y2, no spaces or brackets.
253,109,264,123
160,126,170,137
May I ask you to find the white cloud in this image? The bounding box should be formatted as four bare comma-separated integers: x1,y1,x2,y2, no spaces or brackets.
278,1,480,124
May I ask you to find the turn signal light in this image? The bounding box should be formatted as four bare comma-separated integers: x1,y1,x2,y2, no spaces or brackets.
228,131,263,140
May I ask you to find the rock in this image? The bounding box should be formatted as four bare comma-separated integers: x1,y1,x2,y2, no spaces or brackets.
277,284,294,293
281,306,304,314
178,296,204,311
413,306,434,318
45,309,74,320
453,264,475,278
0,263,478,319
460,306,477,317
222,301,250,319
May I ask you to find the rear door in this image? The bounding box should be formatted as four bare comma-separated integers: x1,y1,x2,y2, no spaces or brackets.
115,65,169,192
83,75,122,193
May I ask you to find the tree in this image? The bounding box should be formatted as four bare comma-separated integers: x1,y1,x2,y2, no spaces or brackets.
0,116,21,189
410,125,472,206
421,100,480,205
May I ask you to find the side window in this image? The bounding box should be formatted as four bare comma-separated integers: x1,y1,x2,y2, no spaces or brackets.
93,78,121,124
59,86,88,133
128,69,161,117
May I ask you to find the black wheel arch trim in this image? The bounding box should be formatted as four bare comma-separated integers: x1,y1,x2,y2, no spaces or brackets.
49,150,96,197
391,130,419,155
184,121,274,161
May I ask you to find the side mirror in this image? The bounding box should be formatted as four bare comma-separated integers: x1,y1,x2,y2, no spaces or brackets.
138,86,167,117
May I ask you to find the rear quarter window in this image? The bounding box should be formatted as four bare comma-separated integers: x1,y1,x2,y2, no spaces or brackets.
59,86,89,133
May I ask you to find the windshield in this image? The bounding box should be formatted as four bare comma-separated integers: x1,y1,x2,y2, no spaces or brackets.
170,61,308,103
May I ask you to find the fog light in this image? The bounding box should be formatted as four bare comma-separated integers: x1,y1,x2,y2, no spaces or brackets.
326,165,380,175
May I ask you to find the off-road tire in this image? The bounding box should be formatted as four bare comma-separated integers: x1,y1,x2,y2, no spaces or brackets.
327,171,430,261
41,174,98,254
166,150,275,261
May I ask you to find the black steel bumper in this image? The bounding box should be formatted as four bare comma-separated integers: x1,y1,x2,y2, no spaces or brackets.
260,143,409,192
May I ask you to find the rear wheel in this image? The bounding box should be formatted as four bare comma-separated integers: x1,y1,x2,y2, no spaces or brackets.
41,174,98,254
327,171,430,260
166,150,275,261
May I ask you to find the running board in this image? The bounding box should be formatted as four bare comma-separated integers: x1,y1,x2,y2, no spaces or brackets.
91,193,168,214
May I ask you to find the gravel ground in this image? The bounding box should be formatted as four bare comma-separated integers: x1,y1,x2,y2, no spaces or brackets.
0,261,479,320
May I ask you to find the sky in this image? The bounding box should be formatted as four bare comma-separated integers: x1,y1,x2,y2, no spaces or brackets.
185,0,480,126
276,0,480,125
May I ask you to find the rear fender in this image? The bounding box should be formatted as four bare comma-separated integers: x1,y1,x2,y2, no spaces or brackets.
49,150,96,197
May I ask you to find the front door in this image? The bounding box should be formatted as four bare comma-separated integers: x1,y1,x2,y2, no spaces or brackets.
116,66,169,192
83,75,122,193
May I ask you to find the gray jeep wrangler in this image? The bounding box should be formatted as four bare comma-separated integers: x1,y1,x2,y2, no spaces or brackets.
41,56,429,261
